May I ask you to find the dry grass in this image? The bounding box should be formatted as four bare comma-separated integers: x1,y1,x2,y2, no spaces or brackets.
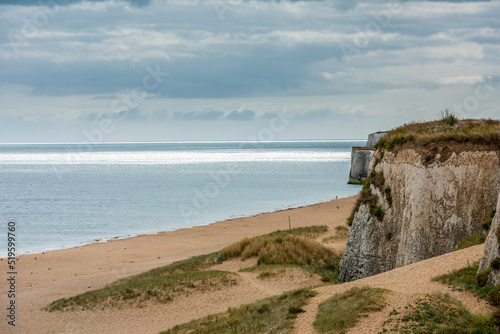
374,118,500,149
161,288,317,334
380,293,495,333
314,286,388,334
45,271,237,312
221,234,341,282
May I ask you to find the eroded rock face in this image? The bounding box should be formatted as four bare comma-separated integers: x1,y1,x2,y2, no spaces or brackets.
478,197,500,285
348,148,375,183
366,132,387,147
339,144,500,282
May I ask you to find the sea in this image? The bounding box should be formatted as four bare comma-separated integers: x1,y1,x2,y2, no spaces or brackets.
0,140,363,257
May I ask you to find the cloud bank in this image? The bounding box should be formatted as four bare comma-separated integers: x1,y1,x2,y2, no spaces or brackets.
0,0,498,142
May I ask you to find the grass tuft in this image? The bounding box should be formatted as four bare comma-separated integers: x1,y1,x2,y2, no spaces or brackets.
457,233,485,250
374,118,500,149
161,288,317,334
346,171,387,226
45,271,237,312
222,233,341,282
482,210,497,231
380,293,495,333
314,286,387,334
433,263,500,306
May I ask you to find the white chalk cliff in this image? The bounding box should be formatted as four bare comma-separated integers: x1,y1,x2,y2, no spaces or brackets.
339,143,500,282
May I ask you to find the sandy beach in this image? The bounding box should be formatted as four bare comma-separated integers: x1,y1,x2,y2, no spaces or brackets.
1,194,492,334
1,196,357,334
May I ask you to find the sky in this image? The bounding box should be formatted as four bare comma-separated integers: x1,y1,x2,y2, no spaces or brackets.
0,0,499,143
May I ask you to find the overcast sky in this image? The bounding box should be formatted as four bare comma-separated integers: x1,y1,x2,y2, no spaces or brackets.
0,0,499,142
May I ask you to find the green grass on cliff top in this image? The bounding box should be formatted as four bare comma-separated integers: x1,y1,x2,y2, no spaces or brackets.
374,117,500,149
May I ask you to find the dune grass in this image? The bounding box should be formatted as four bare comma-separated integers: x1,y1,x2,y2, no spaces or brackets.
374,118,500,149
113,225,328,286
239,263,316,280
221,233,341,282
45,271,237,312
322,226,349,243
161,288,317,334
112,252,221,286
314,286,387,334
433,262,500,306
45,225,334,312
380,293,495,333
266,225,329,239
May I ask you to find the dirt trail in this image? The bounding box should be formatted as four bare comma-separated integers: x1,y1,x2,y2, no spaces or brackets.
292,244,493,334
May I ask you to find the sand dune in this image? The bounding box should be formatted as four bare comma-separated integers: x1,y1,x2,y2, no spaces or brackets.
0,195,492,334
0,197,354,334
292,244,493,334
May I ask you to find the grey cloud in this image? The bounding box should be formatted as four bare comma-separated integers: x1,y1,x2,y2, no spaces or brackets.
79,108,147,122
0,0,498,101
224,110,255,121
295,109,332,120
2,0,152,7
173,111,224,121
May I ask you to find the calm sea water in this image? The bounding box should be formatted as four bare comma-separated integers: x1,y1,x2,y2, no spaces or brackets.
0,140,363,256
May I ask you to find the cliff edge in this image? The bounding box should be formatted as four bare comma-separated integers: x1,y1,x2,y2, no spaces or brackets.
339,119,500,282
348,132,387,184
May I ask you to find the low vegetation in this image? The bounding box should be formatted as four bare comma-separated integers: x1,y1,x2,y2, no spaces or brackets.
221,233,340,282
46,226,334,312
323,226,349,243
161,288,317,334
346,171,387,226
374,116,500,149
379,293,495,333
457,233,486,250
433,263,500,306
266,225,329,239
314,286,387,334
45,271,237,312
483,210,497,231
113,252,221,286
239,264,313,279
114,225,328,286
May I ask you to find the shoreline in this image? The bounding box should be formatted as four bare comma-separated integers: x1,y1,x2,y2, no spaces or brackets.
3,196,358,334
7,194,359,258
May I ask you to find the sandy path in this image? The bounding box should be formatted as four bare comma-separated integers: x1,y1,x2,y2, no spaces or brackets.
0,196,356,334
292,244,494,334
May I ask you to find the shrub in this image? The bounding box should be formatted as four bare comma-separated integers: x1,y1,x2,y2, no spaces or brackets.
482,210,496,230
491,257,500,271
221,233,341,282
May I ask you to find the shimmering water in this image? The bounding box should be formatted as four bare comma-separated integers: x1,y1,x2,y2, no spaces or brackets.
0,140,362,256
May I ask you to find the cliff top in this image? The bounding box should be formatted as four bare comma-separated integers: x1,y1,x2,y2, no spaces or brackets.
375,117,500,149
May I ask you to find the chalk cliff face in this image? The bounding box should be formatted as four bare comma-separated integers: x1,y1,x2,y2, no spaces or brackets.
348,147,375,183
478,197,500,285
366,132,387,147
339,143,500,282
348,132,386,184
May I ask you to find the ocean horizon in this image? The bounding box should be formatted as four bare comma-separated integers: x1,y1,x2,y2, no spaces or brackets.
0,140,363,257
